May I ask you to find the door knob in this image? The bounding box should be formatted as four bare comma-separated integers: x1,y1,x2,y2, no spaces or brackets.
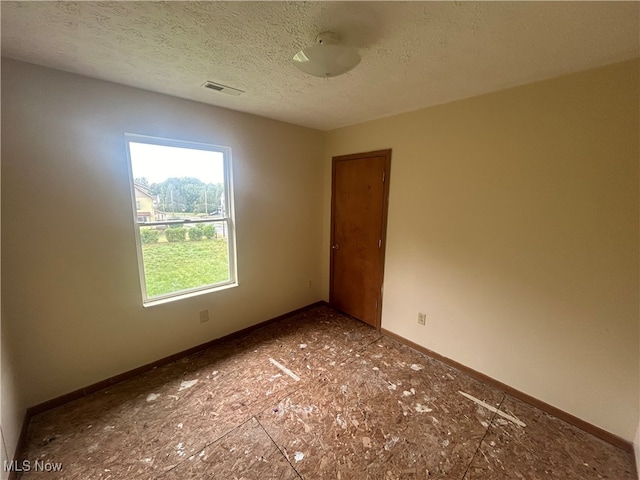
332,244,340,250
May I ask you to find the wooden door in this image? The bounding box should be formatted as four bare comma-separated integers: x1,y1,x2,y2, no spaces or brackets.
330,150,391,329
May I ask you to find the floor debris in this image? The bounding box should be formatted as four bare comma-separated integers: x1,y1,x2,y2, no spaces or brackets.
414,403,433,413
268,358,300,382
178,380,198,391
458,391,526,428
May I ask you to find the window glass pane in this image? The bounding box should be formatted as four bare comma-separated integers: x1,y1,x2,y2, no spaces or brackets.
129,142,226,222
139,221,230,298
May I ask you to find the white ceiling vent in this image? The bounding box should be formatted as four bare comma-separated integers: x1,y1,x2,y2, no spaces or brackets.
201,81,244,96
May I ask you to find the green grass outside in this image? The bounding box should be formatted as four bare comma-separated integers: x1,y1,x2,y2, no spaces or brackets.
141,238,230,298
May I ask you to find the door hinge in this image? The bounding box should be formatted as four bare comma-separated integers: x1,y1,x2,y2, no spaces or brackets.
383,171,386,183
378,239,382,248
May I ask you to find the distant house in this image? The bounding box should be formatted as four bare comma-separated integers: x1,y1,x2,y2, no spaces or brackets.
134,183,165,222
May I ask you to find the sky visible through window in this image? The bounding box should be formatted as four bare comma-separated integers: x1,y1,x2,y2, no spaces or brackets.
129,142,224,184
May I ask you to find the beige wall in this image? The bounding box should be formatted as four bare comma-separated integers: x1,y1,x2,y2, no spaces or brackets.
1,58,324,421
323,59,640,441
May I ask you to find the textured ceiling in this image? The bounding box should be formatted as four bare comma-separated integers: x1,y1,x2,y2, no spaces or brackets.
2,1,639,131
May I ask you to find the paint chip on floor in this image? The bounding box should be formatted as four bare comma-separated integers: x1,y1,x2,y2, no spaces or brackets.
410,364,424,371
176,442,186,457
146,393,160,402
384,436,400,450
294,451,304,462
179,380,199,391
415,403,433,413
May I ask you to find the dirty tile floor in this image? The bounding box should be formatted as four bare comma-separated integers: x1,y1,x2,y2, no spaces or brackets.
18,305,636,479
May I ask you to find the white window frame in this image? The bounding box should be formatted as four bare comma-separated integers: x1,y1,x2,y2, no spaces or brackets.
125,133,238,306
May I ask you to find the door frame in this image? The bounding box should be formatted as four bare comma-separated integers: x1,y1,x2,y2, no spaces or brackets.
329,149,392,330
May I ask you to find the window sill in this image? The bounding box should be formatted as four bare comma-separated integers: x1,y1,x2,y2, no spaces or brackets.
142,282,238,308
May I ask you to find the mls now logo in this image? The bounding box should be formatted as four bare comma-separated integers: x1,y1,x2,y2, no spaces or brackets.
4,460,63,472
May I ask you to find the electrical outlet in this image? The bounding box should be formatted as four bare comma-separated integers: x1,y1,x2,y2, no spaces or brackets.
418,312,426,325
199,310,210,323
308,280,313,289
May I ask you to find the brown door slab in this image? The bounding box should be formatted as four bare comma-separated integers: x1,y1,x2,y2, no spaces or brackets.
330,150,391,329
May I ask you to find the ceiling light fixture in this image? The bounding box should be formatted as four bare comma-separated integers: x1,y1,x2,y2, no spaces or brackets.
292,32,361,78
